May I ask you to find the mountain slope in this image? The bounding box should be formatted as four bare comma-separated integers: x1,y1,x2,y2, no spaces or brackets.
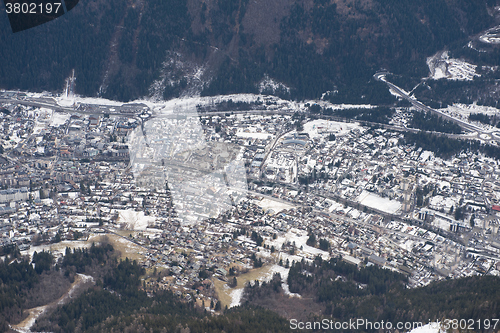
0,0,498,102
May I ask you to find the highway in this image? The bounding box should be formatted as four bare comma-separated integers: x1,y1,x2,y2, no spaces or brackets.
7,86,499,146
0,97,140,117
374,72,500,142
0,95,301,120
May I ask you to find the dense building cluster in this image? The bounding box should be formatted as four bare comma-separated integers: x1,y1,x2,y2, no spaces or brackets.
1,91,500,308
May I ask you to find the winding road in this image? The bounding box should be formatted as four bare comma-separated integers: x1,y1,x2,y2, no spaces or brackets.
374,72,500,142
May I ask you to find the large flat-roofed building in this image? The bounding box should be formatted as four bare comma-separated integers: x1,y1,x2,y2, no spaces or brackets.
0,187,29,203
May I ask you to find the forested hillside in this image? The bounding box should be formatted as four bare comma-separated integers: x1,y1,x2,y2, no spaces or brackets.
243,256,500,332
3,243,500,332
31,244,291,333
0,243,291,333
0,0,498,102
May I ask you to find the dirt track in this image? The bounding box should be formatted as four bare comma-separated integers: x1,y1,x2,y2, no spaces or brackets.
11,274,94,333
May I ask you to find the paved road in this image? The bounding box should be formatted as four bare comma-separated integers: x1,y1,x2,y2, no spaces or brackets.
1,95,302,121
0,97,138,117
374,72,500,142
5,89,495,146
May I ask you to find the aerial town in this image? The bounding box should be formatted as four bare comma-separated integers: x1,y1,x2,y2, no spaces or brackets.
1,88,500,309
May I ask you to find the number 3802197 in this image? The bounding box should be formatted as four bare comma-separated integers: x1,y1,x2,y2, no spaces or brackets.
5,2,62,14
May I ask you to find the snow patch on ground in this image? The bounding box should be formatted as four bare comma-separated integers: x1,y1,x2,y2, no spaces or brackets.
427,51,479,81
117,209,155,230
62,274,95,304
305,101,376,112
258,75,290,95
389,88,405,98
479,25,500,44
356,190,402,214
148,53,207,100
282,228,330,259
419,150,434,162
229,288,245,308
11,306,46,333
57,96,123,107
50,112,70,127
437,103,499,133
227,264,300,308
264,264,301,297
57,96,76,107
444,103,500,117
11,273,95,333
23,239,94,258
255,198,294,214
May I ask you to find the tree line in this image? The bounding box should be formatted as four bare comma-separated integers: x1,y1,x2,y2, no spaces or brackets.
243,254,500,332
410,111,462,134
30,242,294,333
2,0,495,103
401,131,500,160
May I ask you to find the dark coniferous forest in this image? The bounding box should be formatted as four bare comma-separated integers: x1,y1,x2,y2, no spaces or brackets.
2,244,499,333
243,256,500,333
0,0,498,102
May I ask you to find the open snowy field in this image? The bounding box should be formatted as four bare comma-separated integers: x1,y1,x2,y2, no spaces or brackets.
255,198,294,214
356,190,402,214
50,112,71,127
443,103,499,118
22,238,96,259
117,209,155,230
